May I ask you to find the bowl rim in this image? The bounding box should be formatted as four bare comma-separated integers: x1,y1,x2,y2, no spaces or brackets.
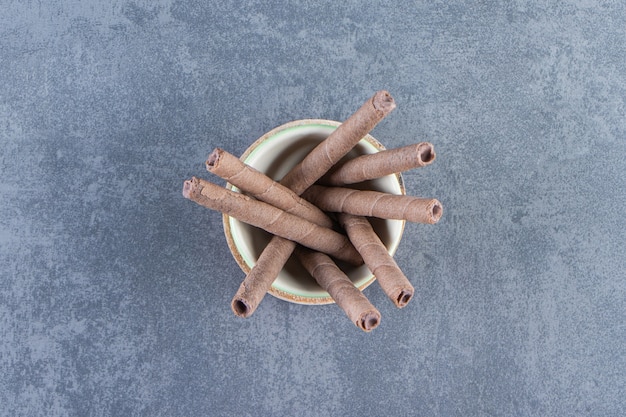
222,118,406,305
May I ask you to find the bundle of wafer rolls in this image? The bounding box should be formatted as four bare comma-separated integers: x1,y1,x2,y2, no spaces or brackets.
183,91,442,332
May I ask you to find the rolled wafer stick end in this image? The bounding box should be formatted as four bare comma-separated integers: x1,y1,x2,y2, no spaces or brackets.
182,177,200,199
396,289,414,308
206,148,223,171
372,90,396,114
231,297,253,318
357,311,381,332
429,200,443,224
417,142,436,166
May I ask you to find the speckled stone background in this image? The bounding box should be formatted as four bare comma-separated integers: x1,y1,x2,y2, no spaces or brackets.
1,1,625,416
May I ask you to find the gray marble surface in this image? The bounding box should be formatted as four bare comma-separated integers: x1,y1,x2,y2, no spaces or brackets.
1,1,625,416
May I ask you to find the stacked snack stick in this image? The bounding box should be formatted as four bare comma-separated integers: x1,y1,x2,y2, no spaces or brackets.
183,91,442,332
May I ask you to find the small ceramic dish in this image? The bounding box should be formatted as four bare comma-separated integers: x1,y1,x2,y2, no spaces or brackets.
223,119,405,304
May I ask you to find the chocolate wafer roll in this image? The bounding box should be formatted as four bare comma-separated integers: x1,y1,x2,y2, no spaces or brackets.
338,213,414,308
183,177,362,265
303,185,443,224
280,90,396,194
295,247,381,332
321,142,435,185
207,148,332,228
231,238,297,317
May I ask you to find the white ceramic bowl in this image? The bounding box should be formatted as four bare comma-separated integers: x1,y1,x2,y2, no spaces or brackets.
223,119,405,304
